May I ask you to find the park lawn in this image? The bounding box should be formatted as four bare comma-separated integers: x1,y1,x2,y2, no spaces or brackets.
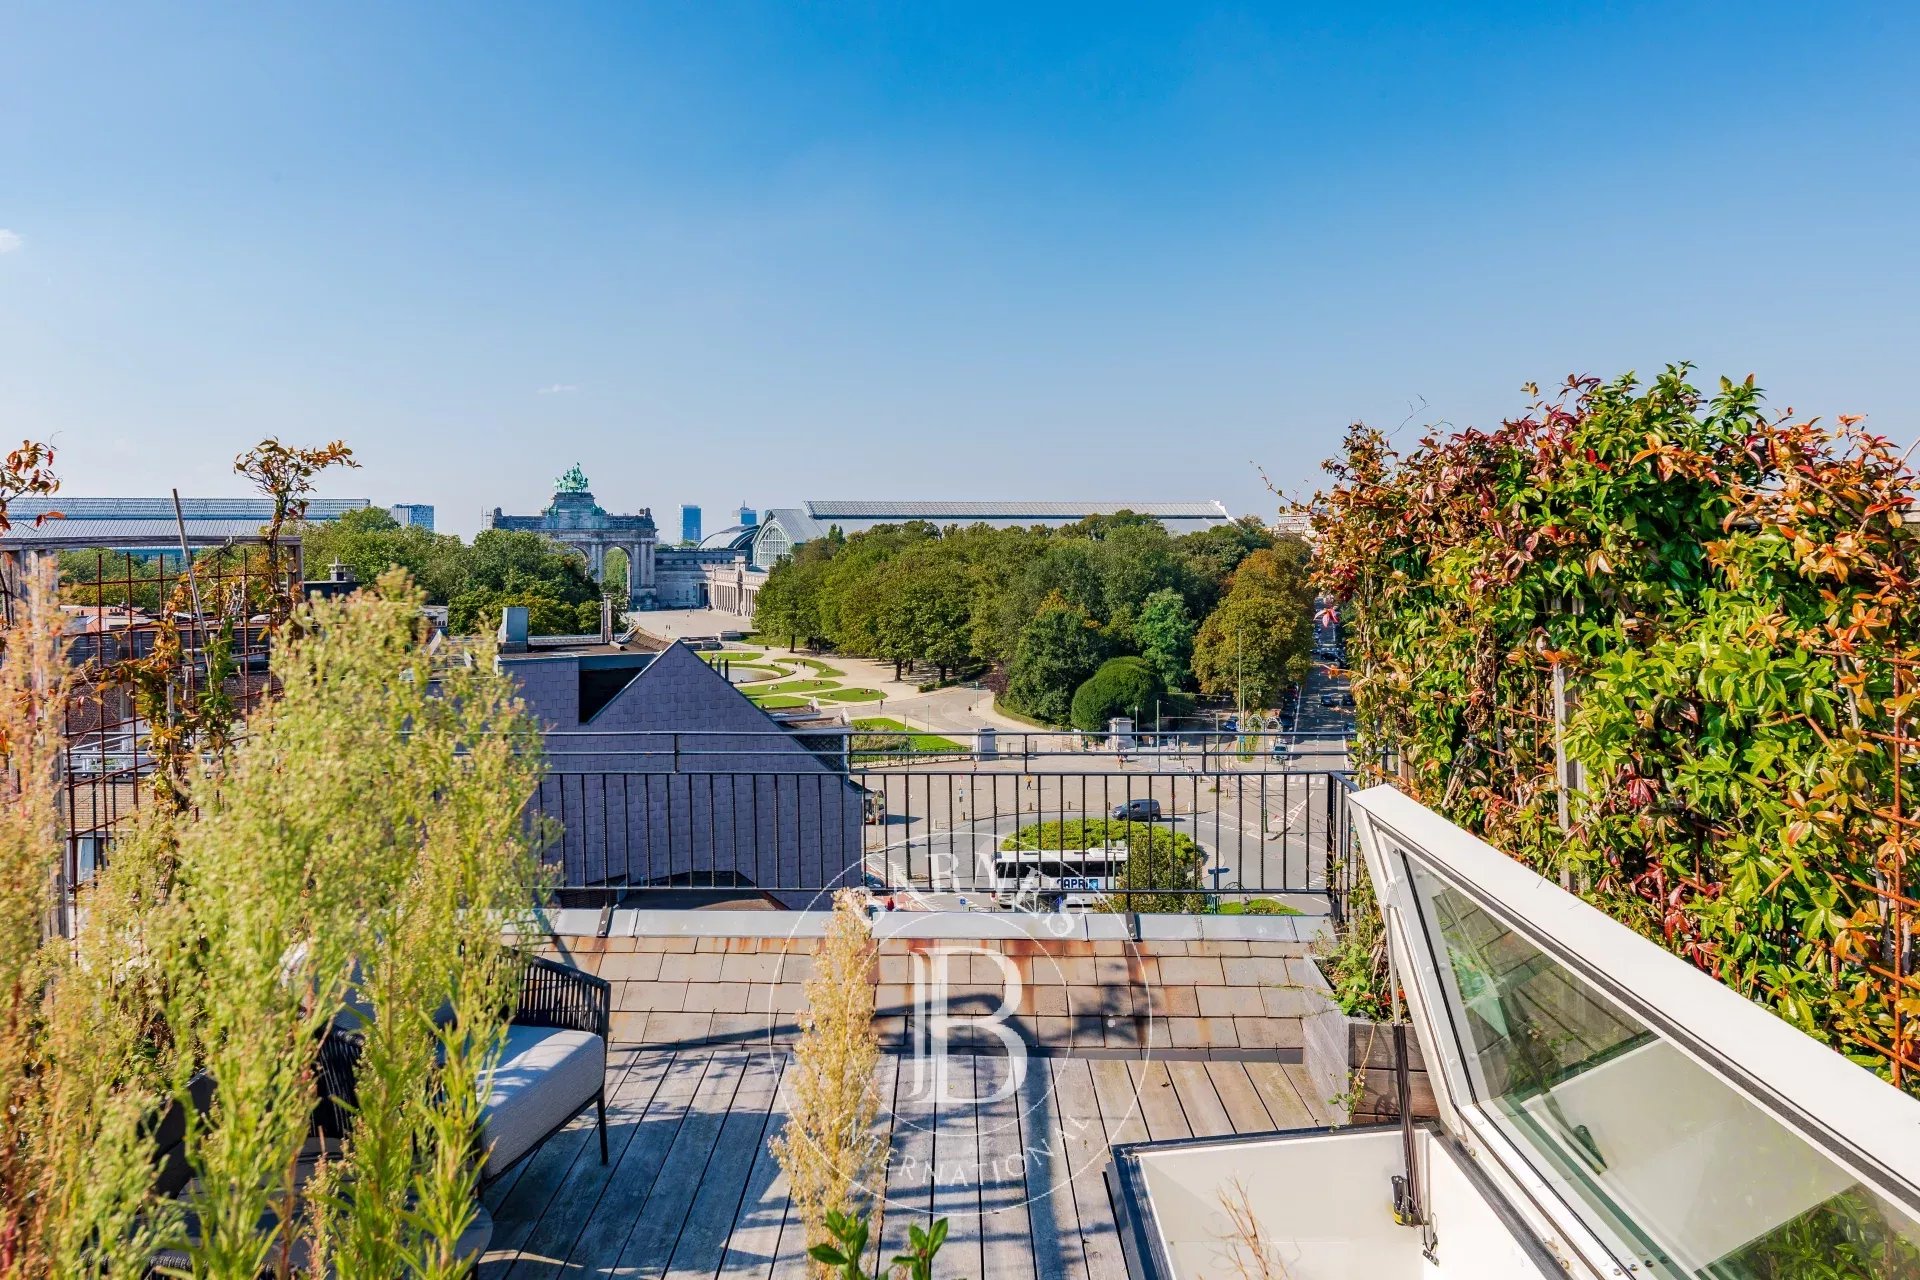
816,687,883,703
747,694,809,709
758,678,836,695
1217,898,1303,916
788,656,845,677
851,718,964,753
701,649,767,664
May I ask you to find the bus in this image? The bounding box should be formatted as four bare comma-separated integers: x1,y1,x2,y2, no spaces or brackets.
990,846,1130,911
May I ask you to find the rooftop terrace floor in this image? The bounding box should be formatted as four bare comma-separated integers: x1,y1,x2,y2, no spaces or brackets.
478,1046,1333,1279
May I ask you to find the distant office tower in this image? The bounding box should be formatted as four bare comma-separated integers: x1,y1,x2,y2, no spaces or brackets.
390,503,435,531
738,505,759,528
681,504,702,545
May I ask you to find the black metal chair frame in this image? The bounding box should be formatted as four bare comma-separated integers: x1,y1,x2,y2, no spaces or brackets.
317,952,611,1186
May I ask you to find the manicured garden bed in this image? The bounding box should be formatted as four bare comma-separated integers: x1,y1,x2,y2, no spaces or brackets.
850,718,965,753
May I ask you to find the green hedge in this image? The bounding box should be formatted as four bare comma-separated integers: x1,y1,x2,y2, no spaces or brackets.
1068,656,1163,733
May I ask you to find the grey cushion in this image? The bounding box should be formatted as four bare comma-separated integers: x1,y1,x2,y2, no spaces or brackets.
481,1025,606,1173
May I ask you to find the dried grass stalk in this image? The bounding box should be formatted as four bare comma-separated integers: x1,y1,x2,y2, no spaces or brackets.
771,888,881,1270
1214,1178,1289,1280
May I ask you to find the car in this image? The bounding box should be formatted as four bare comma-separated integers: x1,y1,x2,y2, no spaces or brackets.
1320,690,1356,710
1313,645,1343,663
1111,797,1163,821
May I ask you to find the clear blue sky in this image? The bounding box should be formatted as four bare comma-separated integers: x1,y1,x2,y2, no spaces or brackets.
2,3,1916,537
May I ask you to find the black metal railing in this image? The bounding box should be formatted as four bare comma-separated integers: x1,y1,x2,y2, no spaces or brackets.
529,728,1353,910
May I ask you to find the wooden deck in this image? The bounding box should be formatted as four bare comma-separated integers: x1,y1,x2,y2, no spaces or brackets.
480,1047,1333,1279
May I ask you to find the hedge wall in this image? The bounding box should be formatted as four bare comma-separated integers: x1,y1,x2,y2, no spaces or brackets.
1314,367,1918,1092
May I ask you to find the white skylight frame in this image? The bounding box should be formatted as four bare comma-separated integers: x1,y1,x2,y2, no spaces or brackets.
1349,784,1920,1277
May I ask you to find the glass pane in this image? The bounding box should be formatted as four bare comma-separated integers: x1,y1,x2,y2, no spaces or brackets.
1404,857,1920,1279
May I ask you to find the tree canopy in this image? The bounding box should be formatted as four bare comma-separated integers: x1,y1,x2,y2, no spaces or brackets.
1190,541,1316,714
295,516,603,635
747,513,1307,723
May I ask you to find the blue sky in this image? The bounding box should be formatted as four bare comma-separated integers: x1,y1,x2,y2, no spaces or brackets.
2,3,1916,537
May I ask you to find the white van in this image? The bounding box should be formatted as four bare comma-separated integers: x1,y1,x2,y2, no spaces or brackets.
990,845,1130,910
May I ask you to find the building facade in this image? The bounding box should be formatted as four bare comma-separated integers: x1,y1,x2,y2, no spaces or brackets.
679,504,701,546
390,503,435,530
1,496,371,554
485,466,660,608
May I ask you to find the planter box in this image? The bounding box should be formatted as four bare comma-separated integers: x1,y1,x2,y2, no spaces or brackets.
1301,967,1438,1125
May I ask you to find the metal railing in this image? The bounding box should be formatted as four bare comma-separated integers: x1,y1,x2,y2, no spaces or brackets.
529,728,1353,910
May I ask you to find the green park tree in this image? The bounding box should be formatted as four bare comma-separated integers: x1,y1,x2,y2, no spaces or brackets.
301,507,469,602
1133,588,1196,689
755,540,833,649
1190,541,1314,713
1005,601,1109,724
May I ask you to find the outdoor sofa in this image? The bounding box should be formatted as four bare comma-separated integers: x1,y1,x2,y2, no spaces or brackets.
141,951,608,1274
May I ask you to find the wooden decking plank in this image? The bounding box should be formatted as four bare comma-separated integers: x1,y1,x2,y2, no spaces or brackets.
556,1050,715,1272
1087,1060,1148,1149
614,1050,752,1276
666,1051,786,1280
1202,1060,1280,1134
876,1051,938,1270
1243,1060,1319,1129
1165,1061,1234,1138
1048,1058,1126,1280
1018,1052,1088,1280
861,1055,902,1276
975,1054,1037,1280
930,1057,984,1280
504,1051,677,1279
480,1052,642,1277
1282,1062,1337,1127
1124,1061,1192,1143
717,1056,795,1280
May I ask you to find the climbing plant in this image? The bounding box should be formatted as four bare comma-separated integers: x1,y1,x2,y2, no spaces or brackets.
1314,367,1919,1092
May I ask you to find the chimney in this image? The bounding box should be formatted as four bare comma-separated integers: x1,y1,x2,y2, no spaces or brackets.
498,605,530,653
600,594,614,644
